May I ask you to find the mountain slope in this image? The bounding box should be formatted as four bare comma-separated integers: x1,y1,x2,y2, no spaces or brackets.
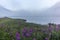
0,17,46,28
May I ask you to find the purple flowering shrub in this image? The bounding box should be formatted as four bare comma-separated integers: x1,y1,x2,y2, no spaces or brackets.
0,23,60,40
16,32,20,40
22,27,33,37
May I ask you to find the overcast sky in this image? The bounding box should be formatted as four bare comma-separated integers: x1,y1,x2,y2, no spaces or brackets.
0,0,60,11
0,0,60,24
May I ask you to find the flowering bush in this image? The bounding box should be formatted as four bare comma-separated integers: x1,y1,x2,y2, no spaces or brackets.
0,23,60,40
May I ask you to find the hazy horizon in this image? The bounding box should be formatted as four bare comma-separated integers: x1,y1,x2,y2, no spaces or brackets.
0,0,60,24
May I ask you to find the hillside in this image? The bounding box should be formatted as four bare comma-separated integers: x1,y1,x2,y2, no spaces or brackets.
0,17,47,30
0,17,58,40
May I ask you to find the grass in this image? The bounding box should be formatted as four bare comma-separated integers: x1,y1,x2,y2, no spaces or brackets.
0,17,59,40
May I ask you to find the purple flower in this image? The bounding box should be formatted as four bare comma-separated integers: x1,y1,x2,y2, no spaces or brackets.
22,27,27,33
45,38,48,40
22,27,27,37
22,32,31,37
16,32,20,40
48,27,52,32
29,28,33,33
22,27,33,37
48,23,53,32
25,32,31,37
33,38,36,40
56,24,59,31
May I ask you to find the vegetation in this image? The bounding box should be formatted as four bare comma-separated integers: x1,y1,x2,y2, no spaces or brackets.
0,17,59,40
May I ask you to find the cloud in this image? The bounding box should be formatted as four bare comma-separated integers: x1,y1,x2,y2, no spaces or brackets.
0,0,60,11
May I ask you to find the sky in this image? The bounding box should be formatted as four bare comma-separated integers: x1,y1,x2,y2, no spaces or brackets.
0,0,60,11
0,0,60,24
